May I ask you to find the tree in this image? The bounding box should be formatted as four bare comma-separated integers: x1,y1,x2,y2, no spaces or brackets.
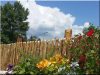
29,36,41,41
1,1,29,44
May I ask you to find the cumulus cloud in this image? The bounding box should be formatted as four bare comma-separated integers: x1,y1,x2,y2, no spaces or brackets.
72,22,91,36
18,0,85,39
72,25,84,36
18,0,76,39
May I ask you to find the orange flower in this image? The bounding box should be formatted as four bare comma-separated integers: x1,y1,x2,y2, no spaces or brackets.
49,57,56,63
49,54,63,64
36,59,51,69
55,54,63,63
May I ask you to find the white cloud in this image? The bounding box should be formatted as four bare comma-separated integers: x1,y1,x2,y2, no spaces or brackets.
72,22,91,37
84,22,90,28
72,25,84,36
18,0,84,39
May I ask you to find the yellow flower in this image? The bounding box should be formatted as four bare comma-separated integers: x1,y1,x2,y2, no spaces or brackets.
55,54,62,59
36,59,51,69
55,54,63,63
50,54,63,64
36,54,64,70
49,57,56,65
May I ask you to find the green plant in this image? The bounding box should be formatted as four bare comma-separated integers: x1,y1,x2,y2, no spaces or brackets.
67,24,100,74
13,51,41,74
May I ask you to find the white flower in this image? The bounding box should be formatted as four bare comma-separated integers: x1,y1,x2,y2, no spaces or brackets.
58,67,65,72
70,62,79,68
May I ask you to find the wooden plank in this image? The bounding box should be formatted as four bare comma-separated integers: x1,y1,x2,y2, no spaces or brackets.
0,39,69,70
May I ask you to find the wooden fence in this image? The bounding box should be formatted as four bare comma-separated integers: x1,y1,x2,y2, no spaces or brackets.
0,39,71,70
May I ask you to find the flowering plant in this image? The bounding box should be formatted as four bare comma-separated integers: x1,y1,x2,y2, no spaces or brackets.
6,64,13,74
67,24,100,74
36,54,71,74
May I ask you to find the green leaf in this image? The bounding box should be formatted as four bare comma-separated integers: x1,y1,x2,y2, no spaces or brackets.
30,72,34,74
19,69,25,74
26,62,30,66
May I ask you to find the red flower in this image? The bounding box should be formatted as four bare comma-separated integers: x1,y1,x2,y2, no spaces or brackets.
86,29,94,36
78,36,82,40
78,54,86,69
79,55,86,63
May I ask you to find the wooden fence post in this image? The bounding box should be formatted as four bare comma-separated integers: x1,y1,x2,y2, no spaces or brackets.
64,29,72,42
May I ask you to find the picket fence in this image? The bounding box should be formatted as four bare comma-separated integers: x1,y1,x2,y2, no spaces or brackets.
0,39,72,70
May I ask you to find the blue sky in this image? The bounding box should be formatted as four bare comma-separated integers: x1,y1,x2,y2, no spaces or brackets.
36,1,99,26
1,1,99,26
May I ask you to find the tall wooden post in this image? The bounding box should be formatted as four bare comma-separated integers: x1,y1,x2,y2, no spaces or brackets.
64,29,72,42
64,29,72,57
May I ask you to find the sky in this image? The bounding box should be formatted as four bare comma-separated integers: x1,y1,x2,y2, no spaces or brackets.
1,0,100,40
36,1,99,26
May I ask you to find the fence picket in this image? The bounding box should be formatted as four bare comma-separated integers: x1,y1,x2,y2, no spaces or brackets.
0,39,70,70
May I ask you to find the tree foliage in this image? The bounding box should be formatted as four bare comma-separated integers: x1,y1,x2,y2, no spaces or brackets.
29,36,41,41
1,1,29,44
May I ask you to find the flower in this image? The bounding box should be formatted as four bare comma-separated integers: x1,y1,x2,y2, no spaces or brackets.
78,36,82,40
50,61,56,64
78,54,86,69
58,67,66,72
36,59,51,69
86,29,94,36
84,22,90,28
78,55,86,63
70,62,79,69
7,64,13,71
50,54,63,64
6,64,13,74
55,54,63,63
